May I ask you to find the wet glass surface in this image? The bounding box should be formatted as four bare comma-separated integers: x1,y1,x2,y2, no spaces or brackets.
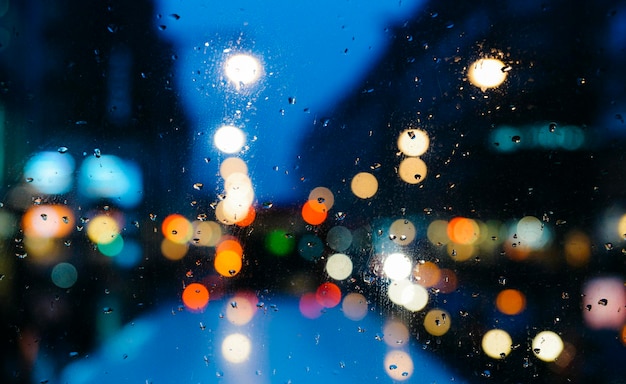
1,0,626,383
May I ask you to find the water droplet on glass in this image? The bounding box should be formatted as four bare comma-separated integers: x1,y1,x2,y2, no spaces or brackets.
389,364,398,370
103,307,114,314
288,97,296,105
193,183,203,190
262,201,273,209
498,276,507,285
25,177,34,183
40,214,48,221
149,213,157,221
512,135,521,143
549,122,557,132
598,298,608,306
94,148,101,158
604,243,613,251
57,146,69,154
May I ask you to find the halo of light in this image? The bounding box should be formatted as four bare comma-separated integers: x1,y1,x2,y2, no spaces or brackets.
23,151,75,194
383,253,412,281
214,125,245,154
532,331,564,362
221,333,252,364
97,233,124,257
224,53,262,87
161,214,193,244
446,242,475,262
182,282,210,312
51,262,78,289
265,229,295,256
325,253,353,281
582,276,626,330
226,292,258,325
496,289,526,315
222,172,255,222
315,282,341,308
342,293,368,321
389,219,417,245
351,172,378,199
24,236,60,265
427,220,450,246
220,157,248,179
77,155,142,208
301,200,328,225
397,129,429,157
398,157,428,184
402,283,429,312
235,206,256,227
388,279,414,306
87,215,120,245
468,58,508,90
215,200,235,225
447,217,479,245
516,216,545,248
383,320,409,347
423,309,451,336
160,238,189,260
563,230,591,267
299,292,324,319
216,238,243,257
434,269,458,294
22,205,75,238
214,249,243,277
412,261,441,287
383,350,414,381
482,329,512,359
297,234,324,260
191,220,222,247
326,226,353,252
308,186,335,210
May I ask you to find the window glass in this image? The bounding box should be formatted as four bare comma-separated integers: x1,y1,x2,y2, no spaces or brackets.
1,0,625,383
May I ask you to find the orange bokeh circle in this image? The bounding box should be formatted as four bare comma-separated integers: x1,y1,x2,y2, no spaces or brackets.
182,283,210,312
